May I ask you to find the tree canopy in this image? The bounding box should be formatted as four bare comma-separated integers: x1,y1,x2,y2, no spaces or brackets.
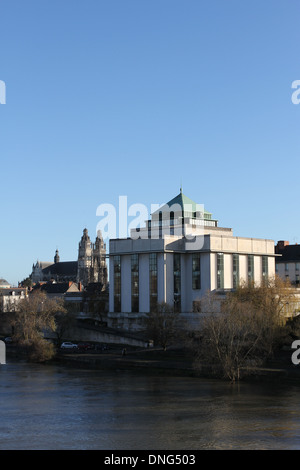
11,291,67,362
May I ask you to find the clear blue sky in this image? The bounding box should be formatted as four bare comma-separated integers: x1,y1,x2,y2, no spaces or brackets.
1,0,300,286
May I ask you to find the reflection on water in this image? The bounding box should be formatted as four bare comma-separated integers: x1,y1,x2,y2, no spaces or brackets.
0,360,300,450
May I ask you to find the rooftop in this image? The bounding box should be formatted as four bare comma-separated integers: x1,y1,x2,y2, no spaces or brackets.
152,189,213,220
42,261,78,276
0,279,11,288
275,242,300,262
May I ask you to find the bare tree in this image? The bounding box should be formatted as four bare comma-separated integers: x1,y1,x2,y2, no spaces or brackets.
190,277,295,382
145,302,182,351
11,291,66,362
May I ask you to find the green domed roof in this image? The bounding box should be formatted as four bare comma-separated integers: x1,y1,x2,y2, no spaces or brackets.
153,189,212,220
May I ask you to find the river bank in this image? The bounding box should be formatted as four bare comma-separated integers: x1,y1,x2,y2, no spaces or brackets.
56,345,197,377
57,346,300,382
6,343,300,383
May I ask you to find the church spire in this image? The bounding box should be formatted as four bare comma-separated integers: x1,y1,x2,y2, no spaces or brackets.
54,249,60,264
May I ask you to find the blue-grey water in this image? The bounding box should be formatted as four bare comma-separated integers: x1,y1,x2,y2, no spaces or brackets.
1,359,300,450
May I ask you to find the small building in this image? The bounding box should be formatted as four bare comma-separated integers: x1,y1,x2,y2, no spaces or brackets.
32,280,82,299
0,285,27,313
0,279,11,289
275,241,300,286
108,190,277,330
31,280,108,323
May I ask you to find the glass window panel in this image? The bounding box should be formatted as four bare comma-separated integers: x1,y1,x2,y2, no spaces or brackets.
192,253,201,290
174,254,181,312
233,254,239,289
114,256,121,312
131,254,139,313
217,253,224,289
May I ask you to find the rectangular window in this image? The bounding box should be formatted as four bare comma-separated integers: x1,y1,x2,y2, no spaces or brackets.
159,212,162,238
113,256,121,312
149,253,157,311
131,254,139,313
217,253,224,289
192,253,201,290
296,263,300,272
232,254,239,289
248,255,254,283
262,256,268,280
170,211,174,236
174,253,181,313
285,263,289,272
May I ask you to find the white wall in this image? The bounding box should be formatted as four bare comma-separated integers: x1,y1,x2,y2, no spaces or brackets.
239,254,248,284
224,253,232,289
109,257,114,313
109,234,277,316
254,255,261,284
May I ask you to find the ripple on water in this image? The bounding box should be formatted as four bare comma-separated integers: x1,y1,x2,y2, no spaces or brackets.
1,361,300,449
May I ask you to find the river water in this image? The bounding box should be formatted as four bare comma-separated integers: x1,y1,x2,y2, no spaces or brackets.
0,359,300,450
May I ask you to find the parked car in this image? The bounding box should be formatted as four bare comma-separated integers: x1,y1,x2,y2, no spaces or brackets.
4,337,13,344
60,342,78,349
77,342,93,351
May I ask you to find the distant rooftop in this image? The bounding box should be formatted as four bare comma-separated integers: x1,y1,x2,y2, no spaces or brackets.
42,261,78,276
275,241,300,262
0,279,11,288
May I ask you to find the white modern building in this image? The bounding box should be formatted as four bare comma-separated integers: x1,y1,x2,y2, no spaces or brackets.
108,190,277,330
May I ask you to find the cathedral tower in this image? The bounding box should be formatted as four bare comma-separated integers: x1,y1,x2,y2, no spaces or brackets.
77,228,108,288
54,249,60,264
77,228,93,286
91,230,108,286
